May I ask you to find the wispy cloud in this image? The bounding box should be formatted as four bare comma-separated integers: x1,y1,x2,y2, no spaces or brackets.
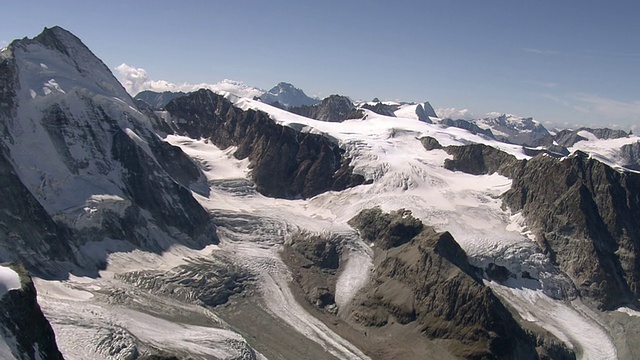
522,48,559,55
114,63,264,98
542,92,640,129
572,93,640,119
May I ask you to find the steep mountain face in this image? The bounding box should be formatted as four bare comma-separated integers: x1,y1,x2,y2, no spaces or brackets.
133,90,187,110
621,141,640,170
163,89,366,198
258,82,319,108
289,94,364,122
359,102,398,117
0,264,63,360
415,101,437,121
344,208,565,360
442,142,522,177
503,151,640,309
0,26,217,271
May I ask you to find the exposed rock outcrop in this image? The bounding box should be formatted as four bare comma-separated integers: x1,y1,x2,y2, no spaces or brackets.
289,94,364,122
283,232,342,313
0,264,64,360
503,151,640,309
359,102,398,117
621,141,640,170
164,89,366,198
441,143,522,178
415,102,437,122
347,208,542,359
134,90,188,110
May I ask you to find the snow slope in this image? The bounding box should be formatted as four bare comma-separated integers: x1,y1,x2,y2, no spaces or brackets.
0,266,21,296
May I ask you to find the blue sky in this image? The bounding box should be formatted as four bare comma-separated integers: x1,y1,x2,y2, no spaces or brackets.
2,0,640,130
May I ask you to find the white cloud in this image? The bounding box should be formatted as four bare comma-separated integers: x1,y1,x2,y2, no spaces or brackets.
114,63,264,98
435,107,475,120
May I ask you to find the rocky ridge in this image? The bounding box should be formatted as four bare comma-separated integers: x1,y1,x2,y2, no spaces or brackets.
163,89,366,198
288,94,364,122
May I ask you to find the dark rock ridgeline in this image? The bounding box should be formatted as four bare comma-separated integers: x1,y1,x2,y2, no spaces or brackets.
134,90,188,110
0,264,64,360
359,102,398,117
420,137,522,178
442,142,523,178
503,151,640,309
164,89,366,199
347,208,564,360
288,94,364,122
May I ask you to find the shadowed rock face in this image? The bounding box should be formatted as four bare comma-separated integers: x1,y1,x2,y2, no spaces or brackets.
503,151,640,309
359,102,398,117
283,232,342,313
0,144,75,271
288,94,364,122
440,142,523,178
164,89,366,198
0,264,64,360
347,208,543,360
134,90,188,110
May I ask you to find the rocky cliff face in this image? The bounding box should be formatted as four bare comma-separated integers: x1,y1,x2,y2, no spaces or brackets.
415,102,437,121
503,151,640,309
288,94,364,122
0,264,64,360
164,89,366,198
359,102,398,117
621,141,640,170
442,142,522,177
134,90,188,110
346,208,561,360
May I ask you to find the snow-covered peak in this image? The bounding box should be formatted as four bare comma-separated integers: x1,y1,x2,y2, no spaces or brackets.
16,26,134,105
259,82,319,108
472,113,550,145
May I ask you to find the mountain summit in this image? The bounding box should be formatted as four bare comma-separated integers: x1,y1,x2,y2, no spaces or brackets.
258,81,319,108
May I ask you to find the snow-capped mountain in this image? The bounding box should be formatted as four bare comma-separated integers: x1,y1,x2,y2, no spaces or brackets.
257,82,319,108
3,26,640,360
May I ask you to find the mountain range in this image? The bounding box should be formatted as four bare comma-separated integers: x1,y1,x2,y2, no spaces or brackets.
1,26,640,360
